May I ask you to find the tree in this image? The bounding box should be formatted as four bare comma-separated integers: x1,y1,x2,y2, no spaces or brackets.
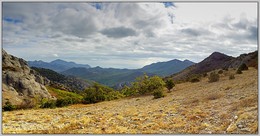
130,74,165,96
165,79,175,92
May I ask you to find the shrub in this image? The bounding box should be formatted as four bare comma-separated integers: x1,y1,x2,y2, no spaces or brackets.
238,63,248,71
40,98,56,108
153,89,165,99
121,85,138,97
3,101,16,111
203,73,208,77
208,72,219,83
229,74,235,80
83,83,121,104
218,70,223,74
56,98,72,107
165,79,175,92
131,74,165,95
236,69,242,74
189,77,200,83
222,67,229,71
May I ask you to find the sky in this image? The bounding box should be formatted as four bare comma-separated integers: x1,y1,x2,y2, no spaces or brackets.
2,2,258,69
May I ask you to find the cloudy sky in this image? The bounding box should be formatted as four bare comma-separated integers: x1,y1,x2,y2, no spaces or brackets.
2,2,258,69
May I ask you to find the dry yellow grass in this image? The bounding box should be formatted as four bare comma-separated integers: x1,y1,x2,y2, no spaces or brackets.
2,68,258,134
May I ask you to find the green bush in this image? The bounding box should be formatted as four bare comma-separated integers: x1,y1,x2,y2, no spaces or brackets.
56,98,72,107
208,72,219,83
165,79,175,92
40,98,56,108
153,89,165,99
46,86,83,107
121,85,138,97
132,74,165,95
83,83,121,104
3,101,16,111
229,74,235,80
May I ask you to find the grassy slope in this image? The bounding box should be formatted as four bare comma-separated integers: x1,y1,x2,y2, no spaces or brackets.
46,86,83,101
2,68,258,134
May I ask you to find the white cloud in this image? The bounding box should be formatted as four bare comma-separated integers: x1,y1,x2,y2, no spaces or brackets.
2,2,257,69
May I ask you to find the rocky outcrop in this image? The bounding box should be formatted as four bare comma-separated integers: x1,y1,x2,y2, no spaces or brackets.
2,49,55,107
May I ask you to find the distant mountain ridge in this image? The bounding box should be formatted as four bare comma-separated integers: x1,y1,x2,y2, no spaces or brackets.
60,59,194,87
28,59,91,72
28,58,194,87
141,59,194,76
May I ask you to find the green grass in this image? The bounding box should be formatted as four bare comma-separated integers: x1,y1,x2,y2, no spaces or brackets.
46,86,83,104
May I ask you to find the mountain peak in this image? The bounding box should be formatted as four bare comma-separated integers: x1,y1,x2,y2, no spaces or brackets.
51,59,73,64
206,51,233,61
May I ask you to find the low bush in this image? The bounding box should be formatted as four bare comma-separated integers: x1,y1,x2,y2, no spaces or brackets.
189,77,200,83
238,63,248,71
153,89,165,99
121,85,138,97
208,72,219,83
83,83,123,104
229,74,235,80
3,101,16,111
40,98,56,108
236,69,242,74
218,70,223,74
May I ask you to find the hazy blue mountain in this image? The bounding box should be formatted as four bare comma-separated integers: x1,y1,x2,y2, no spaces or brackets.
28,59,91,72
61,59,194,87
141,59,194,76
61,67,155,87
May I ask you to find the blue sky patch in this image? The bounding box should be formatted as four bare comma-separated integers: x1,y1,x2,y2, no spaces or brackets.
4,17,23,24
163,2,175,8
90,3,102,10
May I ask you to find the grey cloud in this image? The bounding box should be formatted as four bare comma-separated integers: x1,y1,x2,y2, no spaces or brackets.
100,26,137,38
248,26,257,40
181,28,211,36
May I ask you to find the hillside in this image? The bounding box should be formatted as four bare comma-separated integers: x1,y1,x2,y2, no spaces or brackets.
28,59,91,72
2,68,257,134
170,51,258,81
31,67,92,92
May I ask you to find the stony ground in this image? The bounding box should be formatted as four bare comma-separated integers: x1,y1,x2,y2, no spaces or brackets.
2,68,258,134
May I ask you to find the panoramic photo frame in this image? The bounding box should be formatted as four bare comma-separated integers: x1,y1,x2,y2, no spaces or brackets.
1,0,258,134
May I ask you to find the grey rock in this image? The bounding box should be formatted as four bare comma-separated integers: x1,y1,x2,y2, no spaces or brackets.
2,49,55,107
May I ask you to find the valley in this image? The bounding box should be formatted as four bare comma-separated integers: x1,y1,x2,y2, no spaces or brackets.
2,68,258,134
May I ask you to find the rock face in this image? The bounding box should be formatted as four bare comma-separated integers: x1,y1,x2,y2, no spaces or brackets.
2,50,54,107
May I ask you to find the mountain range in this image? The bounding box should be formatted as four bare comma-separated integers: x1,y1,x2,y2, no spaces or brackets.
28,59,195,87
28,59,91,72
